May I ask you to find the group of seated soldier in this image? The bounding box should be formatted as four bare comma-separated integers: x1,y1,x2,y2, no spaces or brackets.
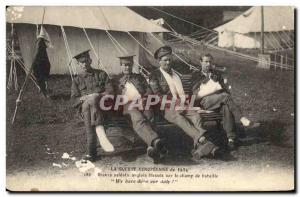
70,46,260,164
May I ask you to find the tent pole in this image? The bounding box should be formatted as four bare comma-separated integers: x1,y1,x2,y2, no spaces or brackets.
41,7,46,25
7,45,40,88
60,26,75,79
260,6,265,54
285,54,288,70
12,7,48,125
7,23,19,91
274,54,277,70
11,50,35,125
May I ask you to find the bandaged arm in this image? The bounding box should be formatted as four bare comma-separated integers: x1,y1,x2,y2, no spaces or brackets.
197,79,222,99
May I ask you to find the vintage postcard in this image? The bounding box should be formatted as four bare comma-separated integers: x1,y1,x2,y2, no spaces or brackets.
6,6,295,191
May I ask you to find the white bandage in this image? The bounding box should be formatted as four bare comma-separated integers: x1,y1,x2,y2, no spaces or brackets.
197,79,222,99
240,117,250,127
95,125,114,152
123,82,141,102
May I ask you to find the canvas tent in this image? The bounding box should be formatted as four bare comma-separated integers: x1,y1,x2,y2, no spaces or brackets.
214,6,294,49
6,6,169,75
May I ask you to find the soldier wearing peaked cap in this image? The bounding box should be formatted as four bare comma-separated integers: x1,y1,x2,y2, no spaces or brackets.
149,46,222,161
153,45,173,60
111,54,168,163
70,50,115,162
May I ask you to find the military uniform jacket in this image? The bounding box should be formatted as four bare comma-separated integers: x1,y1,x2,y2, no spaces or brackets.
149,69,175,97
70,68,113,108
191,69,230,97
112,73,153,97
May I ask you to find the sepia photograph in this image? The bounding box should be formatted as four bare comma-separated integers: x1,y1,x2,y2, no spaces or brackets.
5,5,295,191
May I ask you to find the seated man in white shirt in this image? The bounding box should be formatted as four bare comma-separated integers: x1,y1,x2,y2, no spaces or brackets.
191,53,260,150
112,55,167,163
149,46,221,161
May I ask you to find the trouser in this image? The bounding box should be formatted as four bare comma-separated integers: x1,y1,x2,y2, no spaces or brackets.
123,104,158,146
85,125,97,157
81,94,104,156
163,109,206,147
200,92,241,139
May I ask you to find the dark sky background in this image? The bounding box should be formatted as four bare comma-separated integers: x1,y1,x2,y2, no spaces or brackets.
129,6,250,35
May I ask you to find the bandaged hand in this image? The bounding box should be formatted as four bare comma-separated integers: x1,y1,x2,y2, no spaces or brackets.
197,79,222,99
80,95,88,102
